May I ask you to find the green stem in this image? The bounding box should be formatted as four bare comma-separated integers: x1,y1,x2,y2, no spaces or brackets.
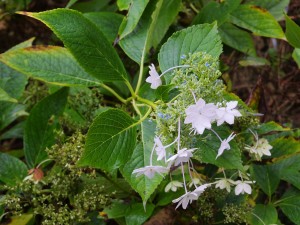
125,96,133,103
125,80,136,97
135,52,145,95
136,96,157,109
100,83,127,104
132,99,142,117
190,3,199,13
132,106,152,127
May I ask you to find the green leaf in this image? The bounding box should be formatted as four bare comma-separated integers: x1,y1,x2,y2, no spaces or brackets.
193,0,241,26
0,61,27,99
119,0,149,39
0,121,24,140
117,0,131,11
270,137,300,158
219,22,256,56
0,103,27,131
8,213,34,225
278,188,300,225
66,0,79,8
239,56,270,66
0,153,27,186
125,203,155,225
230,4,285,39
158,23,222,82
6,37,35,53
250,204,278,225
293,48,300,68
104,201,128,219
78,109,137,171
270,154,300,189
156,189,184,206
154,84,179,102
23,9,128,82
84,12,124,44
285,14,300,48
104,201,154,225
24,87,69,168
120,119,164,203
149,0,181,48
251,164,280,197
0,87,17,103
247,0,290,20
119,0,181,64
256,121,290,135
119,1,154,64
70,0,113,13
0,46,101,87
194,126,243,170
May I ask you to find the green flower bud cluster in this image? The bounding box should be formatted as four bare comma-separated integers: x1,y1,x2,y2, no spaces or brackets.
172,52,223,103
22,79,49,111
62,87,103,132
156,52,225,144
3,193,23,216
46,131,85,174
222,203,252,224
236,115,260,131
196,187,227,224
4,132,113,224
73,183,111,212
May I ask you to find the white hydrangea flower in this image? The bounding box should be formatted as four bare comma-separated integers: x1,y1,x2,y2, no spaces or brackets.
132,165,169,179
234,180,254,195
246,138,272,158
154,136,166,161
146,64,162,89
216,101,242,126
192,183,210,196
165,180,183,192
167,148,197,166
172,191,199,209
184,98,217,135
216,132,236,158
215,178,235,193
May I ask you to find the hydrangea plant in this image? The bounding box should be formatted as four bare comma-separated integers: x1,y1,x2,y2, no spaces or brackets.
0,1,300,224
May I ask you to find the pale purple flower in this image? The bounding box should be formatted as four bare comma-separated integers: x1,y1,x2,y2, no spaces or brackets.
216,132,236,158
165,180,183,192
184,99,217,134
216,101,242,126
146,64,162,89
172,191,199,209
132,165,169,179
167,148,197,166
234,180,254,195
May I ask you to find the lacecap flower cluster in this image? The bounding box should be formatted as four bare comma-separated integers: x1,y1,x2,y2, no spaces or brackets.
134,52,271,209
